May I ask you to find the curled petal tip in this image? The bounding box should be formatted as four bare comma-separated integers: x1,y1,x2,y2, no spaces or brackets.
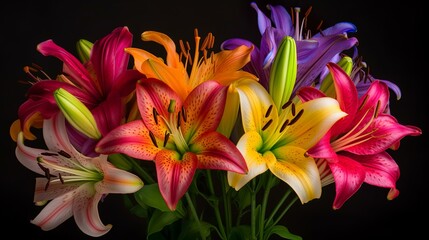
387,188,400,200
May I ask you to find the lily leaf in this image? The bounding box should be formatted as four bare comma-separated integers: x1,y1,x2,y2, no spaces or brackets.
177,220,213,240
264,225,302,240
147,209,181,237
228,225,251,240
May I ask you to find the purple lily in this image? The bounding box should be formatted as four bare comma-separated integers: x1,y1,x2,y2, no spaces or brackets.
221,2,358,94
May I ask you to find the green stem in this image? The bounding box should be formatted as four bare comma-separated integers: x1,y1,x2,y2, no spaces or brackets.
206,170,227,240
258,174,275,240
220,172,232,235
251,179,257,240
127,156,155,184
185,192,206,240
272,195,299,227
265,189,292,229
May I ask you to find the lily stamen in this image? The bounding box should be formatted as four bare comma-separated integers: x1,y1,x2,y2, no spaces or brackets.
265,105,273,117
262,119,273,131
289,109,304,125
149,131,158,147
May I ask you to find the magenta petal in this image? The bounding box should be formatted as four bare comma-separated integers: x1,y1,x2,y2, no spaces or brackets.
352,152,400,189
37,40,99,97
346,114,422,155
330,154,366,209
91,26,133,93
155,150,198,210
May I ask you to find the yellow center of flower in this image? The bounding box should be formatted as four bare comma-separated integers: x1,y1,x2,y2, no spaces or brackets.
260,100,304,152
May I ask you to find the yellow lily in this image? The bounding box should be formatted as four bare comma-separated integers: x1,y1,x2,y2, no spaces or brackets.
228,37,347,203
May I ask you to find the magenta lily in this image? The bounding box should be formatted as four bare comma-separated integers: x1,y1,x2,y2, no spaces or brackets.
15,113,143,237
14,26,143,156
95,79,248,210
297,62,422,209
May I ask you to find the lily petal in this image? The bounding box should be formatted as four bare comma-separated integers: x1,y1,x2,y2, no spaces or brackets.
330,154,366,209
95,120,160,160
191,131,247,173
270,145,322,203
73,186,112,237
228,131,270,190
30,191,74,231
96,161,144,194
155,150,198,210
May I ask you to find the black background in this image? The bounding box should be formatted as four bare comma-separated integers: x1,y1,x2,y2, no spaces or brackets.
1,0,426,239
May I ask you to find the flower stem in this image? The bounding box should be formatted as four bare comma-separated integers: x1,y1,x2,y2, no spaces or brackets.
185,192,206,240
127,156,155,184
251,179,257,240
258,174,275,240
206,170,227,239
265,188,292,229
272,195,299,227
220,172,232,235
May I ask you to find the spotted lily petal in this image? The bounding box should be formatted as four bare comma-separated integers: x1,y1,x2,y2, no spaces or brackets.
270,145,322,203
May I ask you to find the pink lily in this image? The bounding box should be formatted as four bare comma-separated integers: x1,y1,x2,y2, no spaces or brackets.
13,26,143,156
297,62,422,209
15,113,143,237
95,79,248,210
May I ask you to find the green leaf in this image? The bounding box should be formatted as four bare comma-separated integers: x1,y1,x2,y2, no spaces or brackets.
134,184,171,212
108,153,133,171
264,225,302,240
147,210,181,237
177,220,213,240
228,225,251,240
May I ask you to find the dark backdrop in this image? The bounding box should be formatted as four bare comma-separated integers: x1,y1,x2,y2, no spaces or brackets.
1,0,426,239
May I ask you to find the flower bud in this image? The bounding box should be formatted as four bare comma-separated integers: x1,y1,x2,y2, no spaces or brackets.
54,88,101,139
76,39,93,63
319,56,353,98
269,36,297,109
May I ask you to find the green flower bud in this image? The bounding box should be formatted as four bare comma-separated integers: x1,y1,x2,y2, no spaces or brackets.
54,88,101,139
269,36,297,109
76,39,93,63
320,56,353,98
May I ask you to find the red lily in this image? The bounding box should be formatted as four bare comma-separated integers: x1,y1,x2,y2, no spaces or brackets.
13,26,143,156
95,79,248,210
297,62,422,209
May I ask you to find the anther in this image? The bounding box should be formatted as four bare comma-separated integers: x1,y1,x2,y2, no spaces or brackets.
181,106,187,122
44,180,50,191
279,119,290,133
177,112,181,129
163,132,170,147
282,100,292,109
153,107,159,124
291,103,296,116
358,95,368,111
262,119,273,131
149,131,158,147
265,105,273,118
58,150,71,158
289,109,304,125
58,173,64,184
374,100,381,118
304,152,309,157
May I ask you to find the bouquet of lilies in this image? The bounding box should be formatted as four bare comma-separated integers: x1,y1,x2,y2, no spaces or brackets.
10,2,422,239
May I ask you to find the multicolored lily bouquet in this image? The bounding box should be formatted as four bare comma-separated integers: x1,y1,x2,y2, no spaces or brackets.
9,2,422,239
